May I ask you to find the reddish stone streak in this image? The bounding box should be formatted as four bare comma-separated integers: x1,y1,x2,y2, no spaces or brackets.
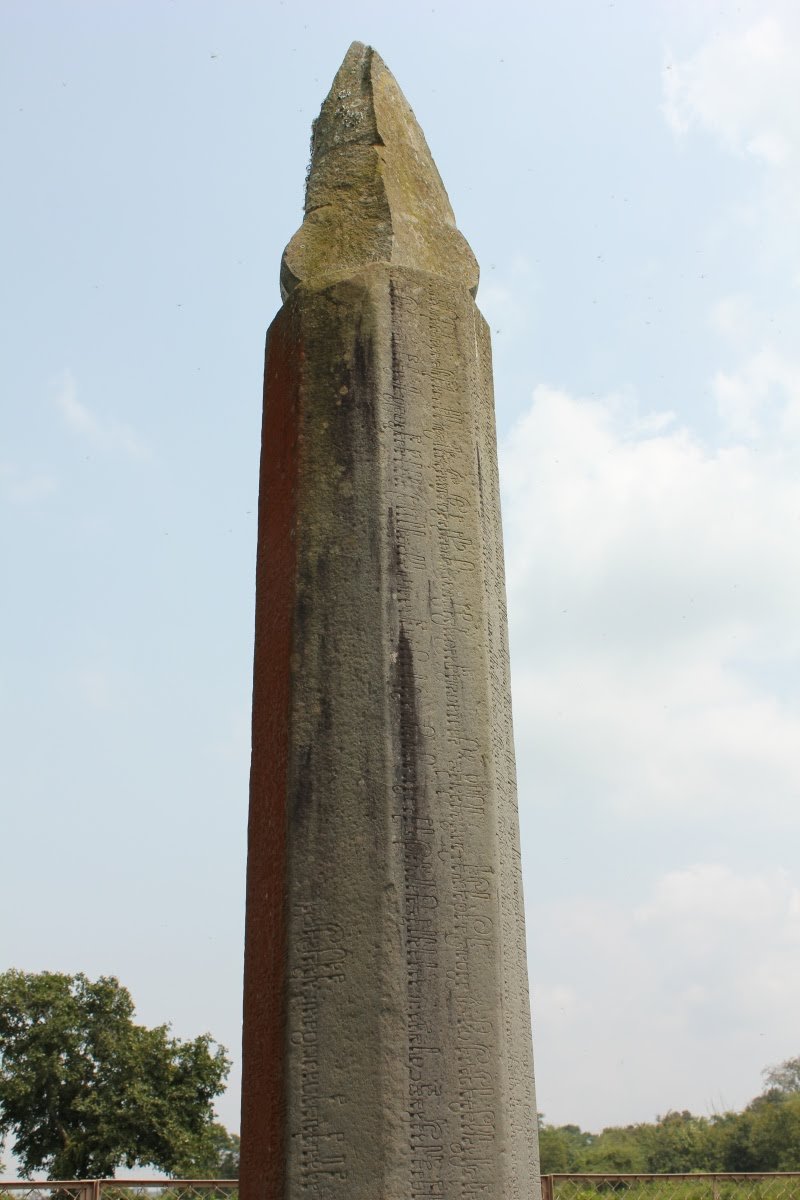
240,307,301,1200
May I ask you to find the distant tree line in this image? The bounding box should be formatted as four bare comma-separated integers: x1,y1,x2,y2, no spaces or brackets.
539,1057,800,1174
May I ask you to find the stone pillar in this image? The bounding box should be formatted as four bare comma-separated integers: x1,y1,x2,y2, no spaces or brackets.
240,42,541,1200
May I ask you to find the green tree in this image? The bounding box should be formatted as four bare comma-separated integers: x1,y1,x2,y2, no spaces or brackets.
186,1122,240,1178
711,1055,800,1171
647,1110,717,1173
762,1055,800,1097
538,1125,570,1173
0,970,230,1179
538,1121,596,1173
579,1124,650,1173
535,1051,800,1178
716,1091,800,1172
749,1093,800,1170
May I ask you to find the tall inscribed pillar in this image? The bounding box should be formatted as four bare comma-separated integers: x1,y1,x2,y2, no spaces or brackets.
240,41,542,1200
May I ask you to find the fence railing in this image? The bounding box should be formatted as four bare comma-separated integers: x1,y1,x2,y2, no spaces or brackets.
0,1183,239,1200
3,1177,800,1200
543,1174,800,1200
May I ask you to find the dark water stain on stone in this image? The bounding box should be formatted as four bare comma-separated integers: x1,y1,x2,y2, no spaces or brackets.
291,548,333,824
387,505,402,583
394,624,423,834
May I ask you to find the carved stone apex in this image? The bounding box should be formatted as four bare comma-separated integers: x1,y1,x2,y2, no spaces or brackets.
280,42,479,300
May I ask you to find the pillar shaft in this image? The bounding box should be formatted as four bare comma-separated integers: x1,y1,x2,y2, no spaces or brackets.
241,41,540,1200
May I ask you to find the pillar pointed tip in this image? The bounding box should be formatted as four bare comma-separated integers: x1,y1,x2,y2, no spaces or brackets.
280,44,479,300
344,39,371,58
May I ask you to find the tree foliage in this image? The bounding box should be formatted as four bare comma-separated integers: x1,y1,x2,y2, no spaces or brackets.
0,970,230,1179
538,1055,800,1176
188,1123,240,1179
762,1055,800,1097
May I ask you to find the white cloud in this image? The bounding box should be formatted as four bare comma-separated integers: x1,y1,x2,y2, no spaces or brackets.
530,864,800,1129
663,18,800,170
636,863,799,940
501,384,800,822
639,865,800,1027
663,14,800,292
714,347,800,441
54,369,150,460
506,377,800,1124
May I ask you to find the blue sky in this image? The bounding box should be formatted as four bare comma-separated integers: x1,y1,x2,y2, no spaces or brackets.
2,0,799,1151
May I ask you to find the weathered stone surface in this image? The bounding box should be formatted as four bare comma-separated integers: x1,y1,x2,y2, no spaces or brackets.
280,42,479,301
241,43,540,1200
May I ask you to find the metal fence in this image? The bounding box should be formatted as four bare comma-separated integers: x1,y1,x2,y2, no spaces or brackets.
3,1177,800,1200
543,1175,800,1200
0,1183,238,1200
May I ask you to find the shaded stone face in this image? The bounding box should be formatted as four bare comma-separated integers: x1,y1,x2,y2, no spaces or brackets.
241,42,540,1200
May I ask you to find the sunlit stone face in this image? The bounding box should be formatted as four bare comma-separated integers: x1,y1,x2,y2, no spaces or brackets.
280,42,479,301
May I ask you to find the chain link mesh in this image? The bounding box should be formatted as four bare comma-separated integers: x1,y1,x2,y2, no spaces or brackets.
0,1188,88,1200
3,1177,800,1200
101,1187,238,1200
0,1184,239,1200
546,1175,800,1200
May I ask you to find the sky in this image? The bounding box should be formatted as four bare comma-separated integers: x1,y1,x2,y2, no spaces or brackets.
2,0,799,1158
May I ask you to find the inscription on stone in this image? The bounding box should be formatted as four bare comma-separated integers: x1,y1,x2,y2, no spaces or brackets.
240,40,541,1200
